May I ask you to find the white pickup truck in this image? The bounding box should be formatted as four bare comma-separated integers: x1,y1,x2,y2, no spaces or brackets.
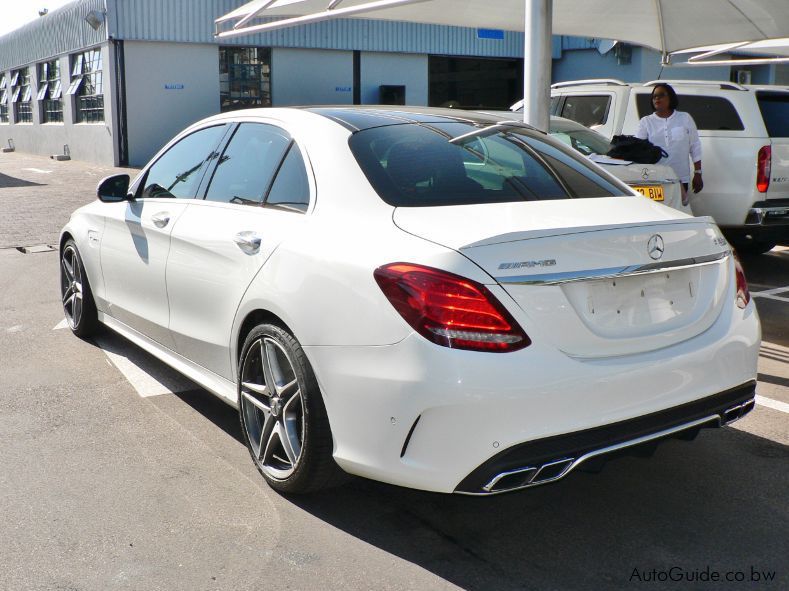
539,79,789,254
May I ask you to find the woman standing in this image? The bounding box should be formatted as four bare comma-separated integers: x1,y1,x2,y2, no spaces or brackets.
636,83,702,206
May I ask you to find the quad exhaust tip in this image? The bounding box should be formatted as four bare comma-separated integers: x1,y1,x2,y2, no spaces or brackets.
475,398,755,495
722,399,755,425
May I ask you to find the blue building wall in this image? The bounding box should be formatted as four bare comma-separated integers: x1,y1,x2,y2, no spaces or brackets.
551,40,733,84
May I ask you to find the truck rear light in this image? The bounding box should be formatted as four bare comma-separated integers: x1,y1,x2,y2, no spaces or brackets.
756,145,771,193
374,263,530,352
733,253,751,309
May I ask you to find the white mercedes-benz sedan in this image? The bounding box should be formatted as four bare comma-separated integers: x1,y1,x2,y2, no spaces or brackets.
60,107,760,495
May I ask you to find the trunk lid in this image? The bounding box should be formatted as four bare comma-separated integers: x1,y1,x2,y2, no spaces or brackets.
394,198,731,358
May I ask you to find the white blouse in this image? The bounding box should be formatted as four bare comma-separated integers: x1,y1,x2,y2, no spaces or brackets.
635,111,702,183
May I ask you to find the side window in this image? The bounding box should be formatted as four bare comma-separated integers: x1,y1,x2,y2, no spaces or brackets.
266,144,311,212
635,93,745,131
549,95,561,115
559,95,611,127
205,123,290,205
141,125,227,199
679,96,745,131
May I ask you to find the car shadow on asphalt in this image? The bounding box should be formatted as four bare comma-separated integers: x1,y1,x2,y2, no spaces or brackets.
125,363,787,589
282,427,788,590
0,172,46,188
86,329,787,589
173,389,243,442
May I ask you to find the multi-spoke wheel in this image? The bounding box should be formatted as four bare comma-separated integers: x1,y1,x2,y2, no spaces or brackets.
60,239,99,337
238,324,343,493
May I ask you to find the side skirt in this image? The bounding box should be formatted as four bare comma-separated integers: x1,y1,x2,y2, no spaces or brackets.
98,312,239,408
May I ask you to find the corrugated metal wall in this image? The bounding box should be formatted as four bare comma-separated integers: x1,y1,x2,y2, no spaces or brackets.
1,0,527,71
0,0,107,70
108,0,524,57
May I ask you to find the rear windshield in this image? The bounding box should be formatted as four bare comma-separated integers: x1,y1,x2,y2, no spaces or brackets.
549,119,612,156
636,93,745,131
349,122,628,207
756,91,789,137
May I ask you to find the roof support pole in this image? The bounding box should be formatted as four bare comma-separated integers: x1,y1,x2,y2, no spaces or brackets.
522,0,552,132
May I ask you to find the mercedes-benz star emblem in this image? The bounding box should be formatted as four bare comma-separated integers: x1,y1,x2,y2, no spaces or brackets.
647,234,665,260
641,168,650,180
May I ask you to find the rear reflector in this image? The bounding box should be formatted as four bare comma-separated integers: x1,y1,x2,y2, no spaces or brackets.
374,263,530,352
757,146,771,193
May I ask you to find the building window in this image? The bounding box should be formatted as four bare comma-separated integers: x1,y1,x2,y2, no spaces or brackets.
11,67,33,123
0,74,8,123
67,49,103,123
219,47,271,112
38,60,63,123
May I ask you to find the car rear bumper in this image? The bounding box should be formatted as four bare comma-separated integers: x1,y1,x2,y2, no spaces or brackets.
304,297,760,494
723,199,789,242
455,381,755,494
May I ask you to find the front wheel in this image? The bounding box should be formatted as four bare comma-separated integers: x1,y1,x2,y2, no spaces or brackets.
60,239,100,337
238,323,344,494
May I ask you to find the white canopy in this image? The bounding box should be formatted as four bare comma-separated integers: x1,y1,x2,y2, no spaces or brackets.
674,37,789,66
215,0,789,130
217,0,789,56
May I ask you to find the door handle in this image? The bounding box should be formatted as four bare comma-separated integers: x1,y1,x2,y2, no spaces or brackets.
234,231,262,254
151,212,171,228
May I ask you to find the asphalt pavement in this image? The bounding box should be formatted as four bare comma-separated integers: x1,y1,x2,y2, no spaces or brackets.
1,152,787,591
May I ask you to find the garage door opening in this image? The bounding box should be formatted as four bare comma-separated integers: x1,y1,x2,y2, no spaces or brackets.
428,55,523,111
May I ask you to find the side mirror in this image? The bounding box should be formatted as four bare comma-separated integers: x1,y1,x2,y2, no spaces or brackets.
97,174,131,203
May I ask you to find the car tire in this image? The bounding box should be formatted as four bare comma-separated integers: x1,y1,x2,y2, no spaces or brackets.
238,323,345,494
60,239,100,338
732,239,776,256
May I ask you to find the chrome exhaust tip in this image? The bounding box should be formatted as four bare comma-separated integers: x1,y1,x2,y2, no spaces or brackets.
722,398,755,425
483,458,574,493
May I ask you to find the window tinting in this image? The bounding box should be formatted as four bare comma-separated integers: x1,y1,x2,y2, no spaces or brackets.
756,92,789,137
558,95,611,127
349,122,625,207
549,96,561,115
205,123,290,205
635,93,745,131
266,145,310,212
141,125,227,199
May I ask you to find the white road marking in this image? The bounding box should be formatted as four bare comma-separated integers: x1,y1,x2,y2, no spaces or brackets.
755,395,789,414
760,340,789,354
751,284,789,296
53,319,68,330
94,334,195,398
21,167,53,174
752,293,789,303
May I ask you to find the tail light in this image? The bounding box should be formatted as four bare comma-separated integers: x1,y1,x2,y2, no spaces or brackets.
374,263,530,352
757,145,771,193
733,253,751,309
